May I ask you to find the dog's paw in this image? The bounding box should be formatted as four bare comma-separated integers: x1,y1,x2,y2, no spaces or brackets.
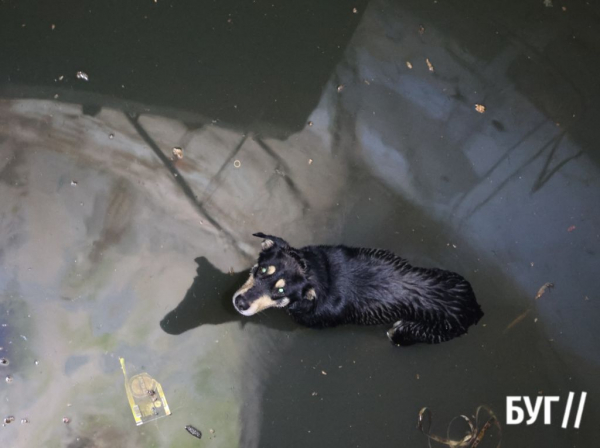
387,324,416,347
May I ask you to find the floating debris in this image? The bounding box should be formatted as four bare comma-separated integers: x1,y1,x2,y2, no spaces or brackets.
5,375,13,384
364,79,370,85
406,61,413,69
62,417,70,424
185,425,202,439
308,159,313,165
4,416,15,425
233,160,241,168
352,8,357,14
321,370,327,376
312,392,318,396
337,84,345,93
418,25,425,35
34,360,39,365
567,225,576,232
172,147,184,160
417,406,501,447
535,282,554,300
543,0,553,7
0,358,8,366
209,428,215,435
71,180,78,186
307,121,313,126
426,58,434,72
109,133,114,139
51,24,56,30
504,309,531,333
120,357,171,426
76,71,89,81
21,418,29,424
475,104,486,114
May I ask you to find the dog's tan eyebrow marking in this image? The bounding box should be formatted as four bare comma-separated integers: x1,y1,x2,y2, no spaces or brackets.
266,265,276,275
275,279,285,288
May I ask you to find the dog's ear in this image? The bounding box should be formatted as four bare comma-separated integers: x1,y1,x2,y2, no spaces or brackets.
304,288,317,301
252,232,289,251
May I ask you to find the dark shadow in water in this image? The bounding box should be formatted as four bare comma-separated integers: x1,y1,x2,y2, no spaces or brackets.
160,256,295,335
0,0,370,138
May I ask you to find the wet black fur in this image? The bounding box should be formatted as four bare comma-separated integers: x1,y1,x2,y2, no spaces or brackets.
237,233,484,345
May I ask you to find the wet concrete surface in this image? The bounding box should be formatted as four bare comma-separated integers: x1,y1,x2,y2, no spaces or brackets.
1,0,599,447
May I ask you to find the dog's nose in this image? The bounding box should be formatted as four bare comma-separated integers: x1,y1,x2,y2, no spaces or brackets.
235,296,250,311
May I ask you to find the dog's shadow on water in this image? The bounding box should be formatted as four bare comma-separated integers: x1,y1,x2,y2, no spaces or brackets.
160,256,296,335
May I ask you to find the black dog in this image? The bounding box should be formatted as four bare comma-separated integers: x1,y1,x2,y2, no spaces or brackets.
233,233,484,345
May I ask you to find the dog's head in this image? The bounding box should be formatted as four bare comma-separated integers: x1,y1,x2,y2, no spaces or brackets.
232,233,316,316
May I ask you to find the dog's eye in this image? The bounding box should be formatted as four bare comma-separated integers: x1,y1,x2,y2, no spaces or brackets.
278,288,285,294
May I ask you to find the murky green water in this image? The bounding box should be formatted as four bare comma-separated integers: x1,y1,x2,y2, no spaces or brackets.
1,1,599,447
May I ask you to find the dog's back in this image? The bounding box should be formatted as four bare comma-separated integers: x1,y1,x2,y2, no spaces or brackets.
293,245,483,343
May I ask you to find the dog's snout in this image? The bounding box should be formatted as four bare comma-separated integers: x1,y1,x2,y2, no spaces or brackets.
235,296,250,311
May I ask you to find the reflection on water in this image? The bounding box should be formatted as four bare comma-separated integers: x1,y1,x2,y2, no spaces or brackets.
1,0,600,447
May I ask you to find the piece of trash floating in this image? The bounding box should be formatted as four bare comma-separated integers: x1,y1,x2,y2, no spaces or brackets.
71,181,78,186
20,335,27,341
406,61,413,69
4,416,15,425
321,370,327,376
543,0,553,7
233,160,241,168
504,309,531,333
209,428,215,434
311,392,318,396
34,360,39,365
185,425,202,439
119,357,171,426
475,104,486,114
5,375,13,384
308,159,313,165
21,418,29,424
109,133,114,139
418,25,425,34
62,417,70,424
417,405,501,448
337,84,344,93
76,71,89,81
426,58,435,72
307,121,313,126
172,147,184,160
535,282,554,300
567,225,576,232
0,358,8,366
